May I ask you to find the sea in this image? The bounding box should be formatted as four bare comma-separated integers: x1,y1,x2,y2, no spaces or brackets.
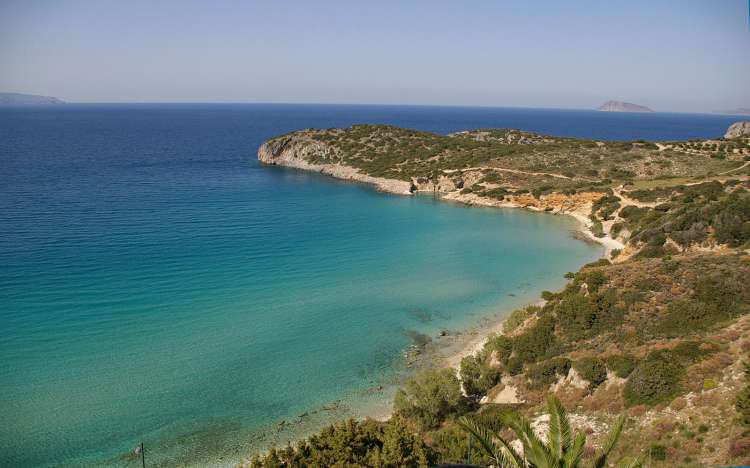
0,104,740,467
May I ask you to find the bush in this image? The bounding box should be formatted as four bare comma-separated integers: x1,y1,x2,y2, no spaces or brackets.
485,334,513,364
649,444,667,461
512,313,559,364
394,368,467,430
736,357,750,429
460,355,501,399
527,357,572,389
624,353,684,406
248,418,436,467
503,306,537,334
606,354,636,378
574,357,607,389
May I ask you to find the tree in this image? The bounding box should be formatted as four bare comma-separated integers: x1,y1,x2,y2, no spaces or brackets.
393,368,467,430
458,395,641,467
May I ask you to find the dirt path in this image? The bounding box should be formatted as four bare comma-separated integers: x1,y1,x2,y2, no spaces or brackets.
612,186,659,208
443,166,583,180
718,161,750,176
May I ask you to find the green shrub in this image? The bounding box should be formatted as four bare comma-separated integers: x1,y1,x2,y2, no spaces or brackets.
503,306,537,334
512,313,559,364
606,354,637,378
527,357,572,389
574,357,607,389
649,444,667,461
460,355,501,399
624,353,684,406
485,334,513,364
394,368,467,430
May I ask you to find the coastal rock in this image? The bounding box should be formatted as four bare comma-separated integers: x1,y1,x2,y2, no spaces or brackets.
597,100,653,113
724,121,750,139
258,135,413,195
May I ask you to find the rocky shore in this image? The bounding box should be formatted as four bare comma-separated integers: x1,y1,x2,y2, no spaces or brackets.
258,136,624,257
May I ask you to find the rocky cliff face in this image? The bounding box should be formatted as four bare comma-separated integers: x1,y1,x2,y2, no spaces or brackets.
596,100,653,112
725,121,750,139
257,135,413,195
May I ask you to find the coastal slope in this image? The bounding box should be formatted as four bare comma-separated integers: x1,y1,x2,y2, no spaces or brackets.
251,124,750,467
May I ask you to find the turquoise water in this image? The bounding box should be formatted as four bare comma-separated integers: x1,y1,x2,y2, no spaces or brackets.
1,105,734,466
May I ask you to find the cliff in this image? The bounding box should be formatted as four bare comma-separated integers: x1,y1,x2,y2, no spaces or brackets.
258,135,413,195
596,100,653,112
725,121,750,139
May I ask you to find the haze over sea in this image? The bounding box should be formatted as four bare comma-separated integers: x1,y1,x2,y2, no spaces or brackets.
0,104,740,467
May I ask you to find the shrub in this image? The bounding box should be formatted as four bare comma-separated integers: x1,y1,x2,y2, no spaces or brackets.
574,357,607,389
503,306,537,334
460,355,501,399
624,353,684,406
541,290,555,301
394,368,466,430
485,334,513,364
527,357,572,389
649,444,667,461
736,357,750,429
606,354,637,378
512,313,558,364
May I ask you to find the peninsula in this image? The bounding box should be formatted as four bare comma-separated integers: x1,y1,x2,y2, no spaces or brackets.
252,124,750,466
0,92,65,106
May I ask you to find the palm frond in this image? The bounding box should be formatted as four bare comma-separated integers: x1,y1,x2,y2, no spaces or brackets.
563,432,586,468
458,416,525,467
547,395,572,458
502,411,556,468
591,415,625,468
615,453,645,468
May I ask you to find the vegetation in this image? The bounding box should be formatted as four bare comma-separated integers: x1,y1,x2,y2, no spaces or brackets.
393,368,466,430
458,396,639,468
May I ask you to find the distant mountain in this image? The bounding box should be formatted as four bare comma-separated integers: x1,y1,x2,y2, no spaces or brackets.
713,108,750,116
596,100,653,113
0,92,65,106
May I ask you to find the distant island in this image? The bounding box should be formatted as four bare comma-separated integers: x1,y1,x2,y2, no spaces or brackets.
0,92,65,106
714,108,750,116
597,100,653,113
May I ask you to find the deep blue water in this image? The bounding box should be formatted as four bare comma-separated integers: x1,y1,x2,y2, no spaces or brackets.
0,104,739,467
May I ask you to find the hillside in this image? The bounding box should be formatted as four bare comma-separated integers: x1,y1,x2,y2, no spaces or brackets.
250,125,750,467
0,92,65,105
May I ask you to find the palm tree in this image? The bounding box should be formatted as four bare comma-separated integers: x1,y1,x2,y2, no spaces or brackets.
458,395,642,468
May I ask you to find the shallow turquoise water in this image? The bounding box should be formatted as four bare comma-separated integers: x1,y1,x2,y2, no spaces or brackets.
3,104,730,466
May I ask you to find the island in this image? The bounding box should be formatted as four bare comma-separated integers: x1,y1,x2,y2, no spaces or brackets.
714,108,750,116
0,92,65,106
249,124,750,467
597,100,653,112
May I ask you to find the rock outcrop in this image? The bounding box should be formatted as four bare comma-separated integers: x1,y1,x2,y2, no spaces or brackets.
257,136,413,195
596,100,653,113
724,121,750,139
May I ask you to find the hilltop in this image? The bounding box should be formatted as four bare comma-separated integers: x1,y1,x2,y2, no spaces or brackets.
597,101,654,113
0,92,65,106
252,124,750,467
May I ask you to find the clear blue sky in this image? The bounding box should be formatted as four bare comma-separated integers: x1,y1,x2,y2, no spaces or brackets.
1,0,748,111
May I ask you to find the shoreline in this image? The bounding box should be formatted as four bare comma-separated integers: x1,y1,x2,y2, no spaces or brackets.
252,155,616,449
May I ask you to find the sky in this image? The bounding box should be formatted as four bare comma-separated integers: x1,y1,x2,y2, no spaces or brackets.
0,0,748,112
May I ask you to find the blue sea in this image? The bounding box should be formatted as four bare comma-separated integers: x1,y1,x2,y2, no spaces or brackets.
0,104,740,467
